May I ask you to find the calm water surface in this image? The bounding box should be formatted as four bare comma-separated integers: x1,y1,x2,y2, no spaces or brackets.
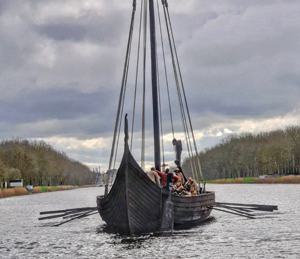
0,184,299,258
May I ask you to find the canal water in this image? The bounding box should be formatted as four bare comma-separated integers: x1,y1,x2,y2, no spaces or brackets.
0,184,299,258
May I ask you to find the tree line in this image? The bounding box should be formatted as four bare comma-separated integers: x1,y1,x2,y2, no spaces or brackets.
0,138,96,186
182,125,300,180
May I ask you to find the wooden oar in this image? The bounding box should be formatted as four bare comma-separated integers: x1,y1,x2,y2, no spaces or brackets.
210,206,255,219
39,213,72,221
215,202,278,211
244,207,277,212
53,211,98,226
216,206,255,217
40,207,97,215
214,204,254,212
62,210,96,219
39,207,98,221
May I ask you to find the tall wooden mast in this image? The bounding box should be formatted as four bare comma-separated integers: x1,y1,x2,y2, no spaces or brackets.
149,0,161,171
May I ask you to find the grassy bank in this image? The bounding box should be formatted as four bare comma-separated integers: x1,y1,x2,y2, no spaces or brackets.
206,175,300,184
0,185,91,199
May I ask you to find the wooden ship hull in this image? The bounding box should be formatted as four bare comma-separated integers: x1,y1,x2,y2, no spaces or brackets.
97,137,215,235
97,145,163,235
172,192,215,225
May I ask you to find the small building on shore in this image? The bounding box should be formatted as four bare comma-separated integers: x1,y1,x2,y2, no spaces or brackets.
9,179,23,188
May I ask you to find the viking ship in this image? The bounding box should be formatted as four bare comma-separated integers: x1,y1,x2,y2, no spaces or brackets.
97,0,215,235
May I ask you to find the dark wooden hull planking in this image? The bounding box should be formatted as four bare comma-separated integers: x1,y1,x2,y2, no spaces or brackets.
97,141,215,234
172,192,215,224
97,147,163,235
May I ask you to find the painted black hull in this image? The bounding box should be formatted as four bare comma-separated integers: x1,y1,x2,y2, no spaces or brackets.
97,143,163,235
97,141,215,235
172,192,215,224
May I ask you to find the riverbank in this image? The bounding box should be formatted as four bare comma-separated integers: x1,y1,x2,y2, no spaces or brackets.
0,185,93,199
206,175,300,184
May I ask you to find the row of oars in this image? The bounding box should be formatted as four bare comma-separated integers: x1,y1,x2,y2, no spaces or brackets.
39,202,278,226
210,202,278,219
39,207,98,226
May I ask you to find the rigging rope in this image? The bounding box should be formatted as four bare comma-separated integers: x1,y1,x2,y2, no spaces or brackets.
161,1,197,181
157,0,175,140
108,0,204,184
109,0,137,171
113,6,136,169
130,0,144,150
160,0,205,183
165,4,204,182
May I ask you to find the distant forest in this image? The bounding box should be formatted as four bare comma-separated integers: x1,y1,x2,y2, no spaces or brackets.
182,125,300,180
0,138,95,186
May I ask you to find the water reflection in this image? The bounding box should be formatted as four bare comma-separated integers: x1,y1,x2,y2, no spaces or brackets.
97,226,155,250
39,222,59,227
173,216,216,231
97,216,216,237
95,216,218,252
116,235,154,250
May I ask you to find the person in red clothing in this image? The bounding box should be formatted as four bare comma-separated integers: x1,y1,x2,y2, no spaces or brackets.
156,168,168,187
155,168,179,188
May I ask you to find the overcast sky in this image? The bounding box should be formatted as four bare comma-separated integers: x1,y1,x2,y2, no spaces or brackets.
1,0,300,172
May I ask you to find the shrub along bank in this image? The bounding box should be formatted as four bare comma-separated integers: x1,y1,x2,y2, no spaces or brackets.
207,175,300,184
0,185,90,199
0,187,28,198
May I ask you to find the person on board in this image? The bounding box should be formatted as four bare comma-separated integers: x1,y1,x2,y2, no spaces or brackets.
171,172,179,186
190,187,196,196
147,167,161,186
184,177,197,193
165,169,179,191
172,138,182,167
172,181,188,195
174,168,185,185
156,168,168,187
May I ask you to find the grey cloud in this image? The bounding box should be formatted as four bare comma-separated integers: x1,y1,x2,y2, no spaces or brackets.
0,40,20,68
0,0,9,15
276,73,300,87
38,24,87,42
36,10,128,46
0,87,119,138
